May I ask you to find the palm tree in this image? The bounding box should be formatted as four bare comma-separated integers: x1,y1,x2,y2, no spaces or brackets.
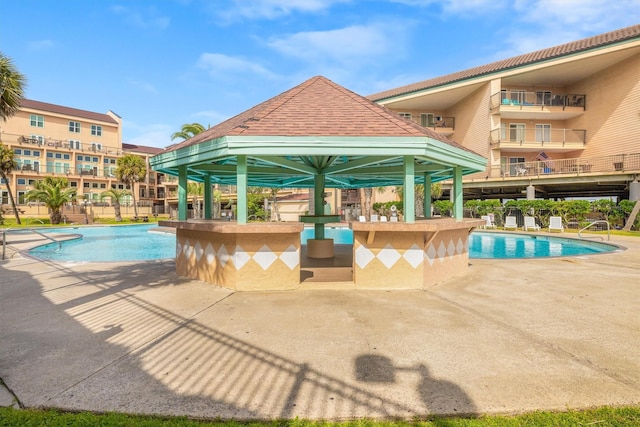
171,123,206,141
0,52,27,122
115,154,147,218
25,176,76,224
100,188,129,222
0,143,21,224
187,181,203,219
395,182,443,217
269,187,281,221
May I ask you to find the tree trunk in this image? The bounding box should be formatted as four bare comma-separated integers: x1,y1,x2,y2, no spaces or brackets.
623,200,640,231
131,184,139,218
363,188,372,220
114,202,122,222
50,209,62,225
0,171,21,224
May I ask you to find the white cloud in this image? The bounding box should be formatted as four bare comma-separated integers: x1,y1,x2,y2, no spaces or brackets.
127,78,158,94
122,122,174,148
27,40,55,51
266,24,397,66
196,53,277,80
111,5,170,30
216,0,351,21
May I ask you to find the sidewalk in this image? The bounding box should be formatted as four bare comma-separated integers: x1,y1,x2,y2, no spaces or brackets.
1,233,639,419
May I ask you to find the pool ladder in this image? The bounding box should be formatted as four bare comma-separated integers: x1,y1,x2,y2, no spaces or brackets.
578,220,610,241
1,228,64,260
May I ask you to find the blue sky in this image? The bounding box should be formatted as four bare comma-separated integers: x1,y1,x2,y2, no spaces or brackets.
1,0,638,148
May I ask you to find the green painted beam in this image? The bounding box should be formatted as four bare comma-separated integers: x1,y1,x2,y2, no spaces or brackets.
404,156,415,223
322,156,390,174
453,166,463,220
178,165,188,221
313,174,326,240
424,173,432,218
203,175,212,219
237,155,248,224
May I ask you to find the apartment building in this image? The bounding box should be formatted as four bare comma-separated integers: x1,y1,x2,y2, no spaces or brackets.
369,24,640,201
0,99,172,217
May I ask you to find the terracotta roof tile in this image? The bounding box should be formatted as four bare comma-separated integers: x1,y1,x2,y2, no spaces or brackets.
163,76,468,153
368,24,640,101
122,143,163,155
20,99,119,124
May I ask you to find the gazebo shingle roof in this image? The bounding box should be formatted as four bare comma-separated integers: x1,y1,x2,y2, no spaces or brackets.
163,76,467,153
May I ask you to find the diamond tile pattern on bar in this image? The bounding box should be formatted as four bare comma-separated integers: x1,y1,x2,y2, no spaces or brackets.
355,244,375,269
233,245,250,270
403,244,424,268
279,244,300,270
253,245,278,270
377,244,401,269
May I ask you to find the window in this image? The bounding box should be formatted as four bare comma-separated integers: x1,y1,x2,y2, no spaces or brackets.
17,191,26,204
70,181,78,187
17,178,26,185
47,152,53,158
91,143,102,152
77,155,83,161
69,121,81,133
63,154,70,160
28,179,36,185
420,113,435,127
92,183,99,189
83,182,90,188
535,124,551,142
398,113,412,120
55,153,62,159
92,157,98,163
23,150,31,156
509,157,526,176
30,114,44,128
14,149,22,155
100,183,106,189
91,125,102,136
33,150,40,157
84,156,91,161
69,140,81,150
509,123,526,142
536,91,552,106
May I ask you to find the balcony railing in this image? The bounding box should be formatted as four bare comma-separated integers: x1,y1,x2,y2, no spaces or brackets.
491,91,586,110
491,128,586,148
493,153,640,178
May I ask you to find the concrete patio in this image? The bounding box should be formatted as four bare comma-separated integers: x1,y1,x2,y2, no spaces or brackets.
0,232,639,419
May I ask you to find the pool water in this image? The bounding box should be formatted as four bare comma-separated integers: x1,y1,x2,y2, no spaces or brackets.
30,225,618,262
29,224,176,262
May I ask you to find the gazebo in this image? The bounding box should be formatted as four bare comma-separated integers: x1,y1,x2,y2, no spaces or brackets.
151,76,486,290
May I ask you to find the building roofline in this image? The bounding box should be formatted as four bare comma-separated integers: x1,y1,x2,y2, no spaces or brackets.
20,99,119,125
368,24,640,102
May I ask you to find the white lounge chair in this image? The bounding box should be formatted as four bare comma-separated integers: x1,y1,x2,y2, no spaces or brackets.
549,216,564,232
481,215,496,229
358,215,366,222
380,216,388,222
504,216,518,230
370,214,379,222
523,216,540,231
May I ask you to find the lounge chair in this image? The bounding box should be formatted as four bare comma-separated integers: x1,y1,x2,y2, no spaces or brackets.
358,215,366,222
523,216,540,231
481,215,496,229
549,216,564,232
370,214,379,222
504,216,518,230
380,216,388,222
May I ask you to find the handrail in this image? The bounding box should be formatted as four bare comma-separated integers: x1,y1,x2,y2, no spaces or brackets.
1,227,64,260
578,220,610,241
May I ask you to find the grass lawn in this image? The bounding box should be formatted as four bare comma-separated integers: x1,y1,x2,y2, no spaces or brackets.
1,406,640,426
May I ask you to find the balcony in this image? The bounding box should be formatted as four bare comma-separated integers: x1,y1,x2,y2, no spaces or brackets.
492,153,640,178
491,91,586,120
402,115,455,136
491,128,586,151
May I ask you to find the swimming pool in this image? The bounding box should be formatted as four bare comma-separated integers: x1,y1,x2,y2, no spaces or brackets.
29,225,618,262
29,224,176,262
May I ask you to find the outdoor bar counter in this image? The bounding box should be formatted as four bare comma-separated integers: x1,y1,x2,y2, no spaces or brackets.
160,220,304,291
350,218,485,289
160,218,484,291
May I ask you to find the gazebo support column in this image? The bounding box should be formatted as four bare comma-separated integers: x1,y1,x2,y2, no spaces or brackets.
424,173,432,218
404,156,415,223
203,175,212,220
237,155,247,224
453,166,463,220
313,174,326,240
178,165,188,221
305,173,334,258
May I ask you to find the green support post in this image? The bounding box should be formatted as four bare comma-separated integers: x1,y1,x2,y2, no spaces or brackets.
237,155,247,224
178,165,188,221
453,166,463,220
203,175,212,220
314,174,325,239
424,173,432,218
403,155,415,223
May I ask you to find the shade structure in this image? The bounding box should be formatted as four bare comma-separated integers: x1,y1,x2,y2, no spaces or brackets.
150,76,486,222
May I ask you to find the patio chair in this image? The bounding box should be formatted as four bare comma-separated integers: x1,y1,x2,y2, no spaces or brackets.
549,216,564,232
358,215,366,222
523,216,540,231
370,214,379,222
380,216,388,222
504,216,518,230
481,215,496,229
